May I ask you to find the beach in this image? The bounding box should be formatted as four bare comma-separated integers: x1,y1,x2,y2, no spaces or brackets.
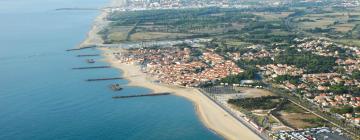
79,0,125,48
100,48,262,140
79,10,106,48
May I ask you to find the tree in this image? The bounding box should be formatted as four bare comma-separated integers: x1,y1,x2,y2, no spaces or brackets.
274,75,301,84
355,107,360,113
351,70,360,81
274,48,336,73
220,67,258,84
329,84,348,94
330,106,354,114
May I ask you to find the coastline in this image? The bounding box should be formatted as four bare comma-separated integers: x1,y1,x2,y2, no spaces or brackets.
79,11,107,48
100,48,262,140
79,0,125,48
80,0,262,139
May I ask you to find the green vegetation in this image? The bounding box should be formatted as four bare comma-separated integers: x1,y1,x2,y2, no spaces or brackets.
109,8,256,28
330,105,354,114
240,20,297,44
237,57,274,67
252,115,278,130
274,48,336,73
336,39,360,48
212,40,253,54
351,70,360,80
104,0,360,48
278,100,305,113
104,8,261,43
328,84,348,94
355,107,360,113
301,118,329,127
228,96,281,110
220,67,258,84
274,75,301,85
273,100,331,129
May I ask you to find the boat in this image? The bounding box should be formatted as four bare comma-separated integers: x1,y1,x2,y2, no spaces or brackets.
87,59,95,63
110,84,123,91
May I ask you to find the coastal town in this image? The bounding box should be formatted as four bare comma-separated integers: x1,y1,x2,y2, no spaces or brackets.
104,0,360,12
99,0,360,139
107,36,360,139
114,0,272,11
113,0,360,11
116,43,243,87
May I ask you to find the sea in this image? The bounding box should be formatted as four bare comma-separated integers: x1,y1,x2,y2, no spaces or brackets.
0,0,222,139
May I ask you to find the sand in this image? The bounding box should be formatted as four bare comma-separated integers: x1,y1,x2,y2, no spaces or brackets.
79,0,121,48
100,48,262,140
79,11,107,48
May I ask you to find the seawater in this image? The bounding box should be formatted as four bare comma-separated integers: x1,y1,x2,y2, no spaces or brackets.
0,0,222,139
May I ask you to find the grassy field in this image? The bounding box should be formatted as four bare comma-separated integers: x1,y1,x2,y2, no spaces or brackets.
252,114,280,130
335,39,360,48
108,32,128,42
235,88,276,98
274,101,330,129
298,18,334,29
103,3,360,51
104,26,133,42
334,23,355,32
252,12,293,21
105,8,259,43
130,32,192,41
294,11,360,34
224,39,252,47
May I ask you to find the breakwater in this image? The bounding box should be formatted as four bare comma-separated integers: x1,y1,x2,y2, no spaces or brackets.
72,66,111,70
77,54,100,57
86,77,123,82
112,93,171,99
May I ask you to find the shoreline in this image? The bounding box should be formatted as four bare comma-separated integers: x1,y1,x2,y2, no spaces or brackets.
80,0,262,139
79,10,107,48
79,0,125,48
100,48,262,140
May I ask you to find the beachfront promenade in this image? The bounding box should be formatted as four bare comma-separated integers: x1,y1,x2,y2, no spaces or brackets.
199,88,269,140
